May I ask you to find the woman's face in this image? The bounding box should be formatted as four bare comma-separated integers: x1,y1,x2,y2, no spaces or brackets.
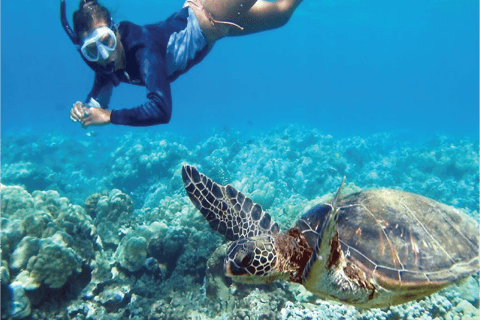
81,19,122,69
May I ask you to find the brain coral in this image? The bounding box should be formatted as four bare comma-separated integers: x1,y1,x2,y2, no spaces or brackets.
9,236,40,271
115,236,148,272
113,222,166,273
24,235,83,289
0,184,108,319
84,189,135,247
1,185,34,218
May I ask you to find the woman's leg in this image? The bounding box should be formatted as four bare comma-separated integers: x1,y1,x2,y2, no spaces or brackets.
200,0,258,25
228,0,304,35
200,0,303,35
186,0,302,46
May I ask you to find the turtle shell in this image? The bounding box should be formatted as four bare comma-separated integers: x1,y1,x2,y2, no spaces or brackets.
296,189,479,289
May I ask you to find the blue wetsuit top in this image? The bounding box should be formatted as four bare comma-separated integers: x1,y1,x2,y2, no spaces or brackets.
85,7,209,126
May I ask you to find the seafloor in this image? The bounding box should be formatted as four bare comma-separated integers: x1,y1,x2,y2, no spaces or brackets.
1,124,479,320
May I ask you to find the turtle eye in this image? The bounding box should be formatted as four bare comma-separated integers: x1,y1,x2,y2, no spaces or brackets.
235,250,254,267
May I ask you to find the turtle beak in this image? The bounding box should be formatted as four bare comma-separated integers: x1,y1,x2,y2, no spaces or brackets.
224,261,234,277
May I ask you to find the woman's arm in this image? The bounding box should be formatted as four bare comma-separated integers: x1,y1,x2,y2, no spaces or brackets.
109,89,172,126
110,53,173,126
80,83,172,127
86,53,173,127
86,73,115,108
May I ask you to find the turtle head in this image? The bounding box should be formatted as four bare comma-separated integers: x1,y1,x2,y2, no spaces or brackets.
224,235,286,284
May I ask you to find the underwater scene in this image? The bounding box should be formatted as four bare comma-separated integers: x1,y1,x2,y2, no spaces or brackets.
2,0,479,319
1,126,479,319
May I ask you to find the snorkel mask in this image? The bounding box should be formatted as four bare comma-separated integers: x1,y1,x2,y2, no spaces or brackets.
60,0,118,74
81,26,117,62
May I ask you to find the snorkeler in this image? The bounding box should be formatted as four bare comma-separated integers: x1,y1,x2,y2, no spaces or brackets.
65,0,303,127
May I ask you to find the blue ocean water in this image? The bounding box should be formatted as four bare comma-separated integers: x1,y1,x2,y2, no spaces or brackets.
1,0,478,137
1,0,479,319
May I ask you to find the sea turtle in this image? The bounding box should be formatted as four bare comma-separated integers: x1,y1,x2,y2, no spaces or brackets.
181,164,479,309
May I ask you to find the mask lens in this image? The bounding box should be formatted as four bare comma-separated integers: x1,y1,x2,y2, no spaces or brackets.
98,33,115,49
83,42,99,60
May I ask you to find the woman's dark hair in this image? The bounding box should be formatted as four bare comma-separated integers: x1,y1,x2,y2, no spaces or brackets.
73,0,111,36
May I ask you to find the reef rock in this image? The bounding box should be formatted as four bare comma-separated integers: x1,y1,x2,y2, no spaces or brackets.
5,281,31,319
115,236,148,272
22,235,82,289
85,189,135,247
0,184,109,319
113,222,164,273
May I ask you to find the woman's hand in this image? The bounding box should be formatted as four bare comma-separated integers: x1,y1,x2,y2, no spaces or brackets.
70,101,112,127
70,101,88,122
81,107,112,127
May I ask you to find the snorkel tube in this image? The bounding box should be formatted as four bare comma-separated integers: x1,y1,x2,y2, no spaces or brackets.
61,0,81,48
60,0,117,74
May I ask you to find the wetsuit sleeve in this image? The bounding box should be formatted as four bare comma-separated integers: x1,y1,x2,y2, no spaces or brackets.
85,73,114,108
109,53,172,127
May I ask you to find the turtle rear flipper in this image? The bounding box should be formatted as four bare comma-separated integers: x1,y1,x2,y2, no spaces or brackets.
182,165,280,241
302,177,345,282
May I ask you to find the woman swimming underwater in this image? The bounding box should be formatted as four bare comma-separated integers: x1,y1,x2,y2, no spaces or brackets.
65,0,303,127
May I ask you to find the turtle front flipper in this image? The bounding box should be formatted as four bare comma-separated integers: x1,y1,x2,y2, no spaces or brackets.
302,177,345,281
182,165,280,241
301,177,376,307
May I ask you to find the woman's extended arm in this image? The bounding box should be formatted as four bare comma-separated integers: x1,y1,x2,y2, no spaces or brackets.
77,53,173,127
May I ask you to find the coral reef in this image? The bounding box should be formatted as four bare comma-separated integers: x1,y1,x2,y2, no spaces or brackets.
85,189,136,247
1,124,478,319
0,184,107,319
1,132,111,205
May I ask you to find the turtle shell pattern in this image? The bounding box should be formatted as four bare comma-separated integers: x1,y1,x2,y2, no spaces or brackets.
301,189,479,289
